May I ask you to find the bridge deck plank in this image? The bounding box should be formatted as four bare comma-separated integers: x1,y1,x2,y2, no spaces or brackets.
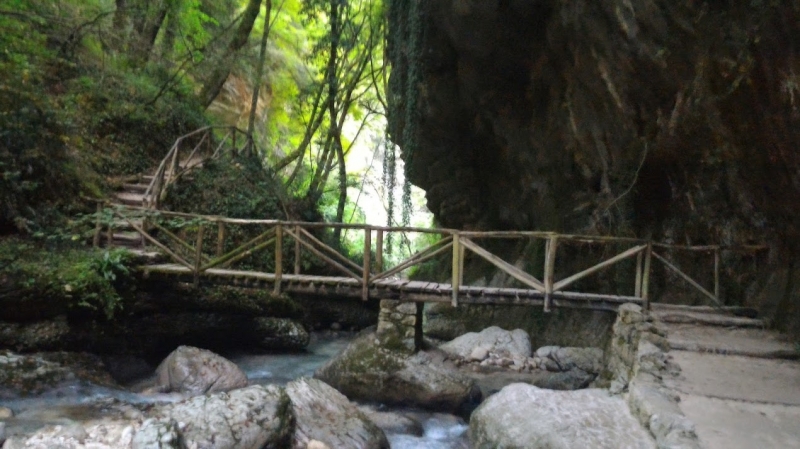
142,263,641,312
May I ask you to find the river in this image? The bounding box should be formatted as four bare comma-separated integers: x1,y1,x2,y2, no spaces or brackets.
1,333,470,448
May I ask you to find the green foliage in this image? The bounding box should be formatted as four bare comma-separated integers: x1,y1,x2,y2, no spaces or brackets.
0,238,136,319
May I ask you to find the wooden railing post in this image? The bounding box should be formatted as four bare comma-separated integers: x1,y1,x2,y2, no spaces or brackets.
642,243,653,313
274,224,283,295
93,202,102,248
635,250,643,298
543,235,559,312
376,229,384,273
452,233,461,307
193,225,205,287
714,247,720,304
362,227,371,301
294,225,301,275
216,221,226,257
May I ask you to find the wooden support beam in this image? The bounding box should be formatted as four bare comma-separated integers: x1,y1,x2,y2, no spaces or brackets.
151,221,210,263
460,238,545,292
642,243,652,313
452,233,461,307
553,244,646,292
362,227,371,301
116,213,193,269
376,229,384,273
652,250,720,306
298,228,363,273
285,228,361,280
544,235,558,312
274,224,283,295
635,251,643,298
217,222,226,257
372,237,453,281
201,228,275,270
193,225,205,287
294,225,301,275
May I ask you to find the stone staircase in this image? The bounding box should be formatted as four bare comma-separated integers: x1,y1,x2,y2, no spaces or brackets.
651,303,800,449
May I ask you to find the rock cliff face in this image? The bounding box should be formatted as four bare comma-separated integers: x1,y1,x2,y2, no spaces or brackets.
388,0,800,325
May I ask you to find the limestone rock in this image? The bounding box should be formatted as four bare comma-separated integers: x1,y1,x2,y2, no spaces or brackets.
0,407,12,419
470,383,656,449
315,332,481,414
286,378,389,449
149,384,293,449
131,419,183,449
358,406,424,436
253,317,309,351
155,345,248,395
440,326,531,360
534,346,604,374
0,350,116,398
2,420,138,449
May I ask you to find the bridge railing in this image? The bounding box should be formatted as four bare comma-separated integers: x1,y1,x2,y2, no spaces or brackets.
143,126,254,210
99,205,766,312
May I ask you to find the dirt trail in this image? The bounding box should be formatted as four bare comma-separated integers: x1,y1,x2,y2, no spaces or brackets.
653,308,800,449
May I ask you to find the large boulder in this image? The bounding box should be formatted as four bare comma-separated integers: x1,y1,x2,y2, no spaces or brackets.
286,378,389,449
440,326,531,361
155,345,248,395
315,332,481,414
148,384,293,449
470,383,656,449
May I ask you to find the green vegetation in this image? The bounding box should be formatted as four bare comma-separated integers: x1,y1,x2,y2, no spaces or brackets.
0,238,136,319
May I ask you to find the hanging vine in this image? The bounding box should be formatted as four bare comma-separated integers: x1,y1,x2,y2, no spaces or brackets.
382,130,396,254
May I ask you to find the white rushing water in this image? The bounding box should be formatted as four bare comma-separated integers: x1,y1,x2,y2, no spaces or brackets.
2,333,471,448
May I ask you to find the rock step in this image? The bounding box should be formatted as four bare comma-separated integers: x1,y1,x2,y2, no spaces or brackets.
653,311,764,328
668,340,800,360
114,192,146,206
652,303,759,318
121,183,149,193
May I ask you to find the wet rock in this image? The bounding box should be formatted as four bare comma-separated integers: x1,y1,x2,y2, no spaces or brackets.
149,385,293,449
155,345,248,395
315,332,481,414
440,326,532,360
534,346,604,374
470,383,656,449
0,406,12,418
358,406,424,436
0,316,71,352
0,422,5,446
286,378,389,449
0,350,116,398
253,317,309,351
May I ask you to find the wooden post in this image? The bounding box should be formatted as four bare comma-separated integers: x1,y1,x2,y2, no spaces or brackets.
274,224,283,295
452,233,461,307
414,302,425,351
362,227,371,301
543,235,558,312
714,248,720,304
216,222,226,257
642,243,653,313
376,229,384,273
459,240,466,287
634,251,643,298
93,202,102,248
294,225,301,275
193,225,205,287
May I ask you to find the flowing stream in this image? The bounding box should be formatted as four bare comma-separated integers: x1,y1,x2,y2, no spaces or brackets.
2,334,470,448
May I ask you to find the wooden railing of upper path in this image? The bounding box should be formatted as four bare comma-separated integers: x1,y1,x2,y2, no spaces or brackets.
95,205,767,314
142,126,254,210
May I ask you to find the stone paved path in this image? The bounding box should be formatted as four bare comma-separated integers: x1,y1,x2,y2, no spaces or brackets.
654,308,800,449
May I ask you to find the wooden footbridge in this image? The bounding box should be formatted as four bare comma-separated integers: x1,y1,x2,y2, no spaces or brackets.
95,206,764,314
94,126,765,314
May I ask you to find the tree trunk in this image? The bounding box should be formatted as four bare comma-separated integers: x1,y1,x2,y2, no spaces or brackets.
199,0,263,108
248,0,274,144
